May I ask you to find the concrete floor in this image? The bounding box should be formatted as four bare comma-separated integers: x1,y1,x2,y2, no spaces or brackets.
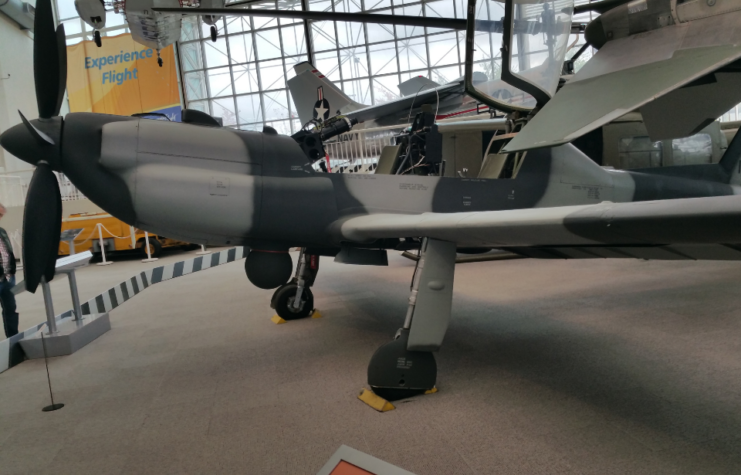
13,247,213,332
1,252,741,474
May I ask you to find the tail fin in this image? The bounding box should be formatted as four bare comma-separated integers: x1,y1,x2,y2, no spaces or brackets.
287,62,366,126
398,76,440,96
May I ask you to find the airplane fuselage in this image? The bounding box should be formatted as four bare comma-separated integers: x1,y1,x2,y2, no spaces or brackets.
45,114,739,251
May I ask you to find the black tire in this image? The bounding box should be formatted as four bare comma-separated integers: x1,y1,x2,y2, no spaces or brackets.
274,284,313,320
140,238,163,258
94,30,102,47
158,57,163,67
210,25,217,42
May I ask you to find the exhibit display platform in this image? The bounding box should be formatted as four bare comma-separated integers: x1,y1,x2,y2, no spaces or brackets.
19,313,110,359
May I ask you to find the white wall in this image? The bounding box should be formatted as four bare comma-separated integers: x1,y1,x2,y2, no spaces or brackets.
0,12,39,174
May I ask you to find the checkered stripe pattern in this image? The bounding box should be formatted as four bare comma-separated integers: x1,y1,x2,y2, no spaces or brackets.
0,247,246,374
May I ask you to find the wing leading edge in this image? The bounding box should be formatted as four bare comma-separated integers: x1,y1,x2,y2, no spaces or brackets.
337,195,741,260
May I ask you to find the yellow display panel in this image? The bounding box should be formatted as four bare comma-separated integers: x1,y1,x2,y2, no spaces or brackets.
66,33,181,120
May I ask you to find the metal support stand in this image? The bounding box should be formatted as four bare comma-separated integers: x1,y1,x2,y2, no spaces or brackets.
96,223,113,266
19,252,111,360
41,278,57,335
141,231,158,263
40,333,63,412
59,227,83,258
68,270,83,323
196,244,210,255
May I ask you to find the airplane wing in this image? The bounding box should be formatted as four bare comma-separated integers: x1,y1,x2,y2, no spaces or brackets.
503,12,741,153
347,82,465,125
337,195,741,260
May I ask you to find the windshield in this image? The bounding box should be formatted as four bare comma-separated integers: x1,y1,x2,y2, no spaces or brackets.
471,0,574,111
510,0,573,96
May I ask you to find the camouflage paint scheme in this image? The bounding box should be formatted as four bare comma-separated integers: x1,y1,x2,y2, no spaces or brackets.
5,112,741,263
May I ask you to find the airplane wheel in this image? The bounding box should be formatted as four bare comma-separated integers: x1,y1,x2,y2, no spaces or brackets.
210,25,217,42
274,283,313,320
140,238,162,258
94,30,102,47
158,57,163,67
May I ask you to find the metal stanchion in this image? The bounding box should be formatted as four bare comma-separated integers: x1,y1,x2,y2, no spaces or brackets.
68,270,83,323
196,244,210,255
41,278,57,335
96,223,113,266
142,231,158,263
40,333,63,412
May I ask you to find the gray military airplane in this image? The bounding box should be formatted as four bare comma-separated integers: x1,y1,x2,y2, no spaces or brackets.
287,62,488,129
8,0,741,401
73,0,226,65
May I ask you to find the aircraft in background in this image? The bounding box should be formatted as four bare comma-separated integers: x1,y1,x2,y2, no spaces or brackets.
287,62,489,129
73,0,226,66
9,0,741,404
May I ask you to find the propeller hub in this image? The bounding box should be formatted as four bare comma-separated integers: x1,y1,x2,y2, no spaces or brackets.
0,117,63,170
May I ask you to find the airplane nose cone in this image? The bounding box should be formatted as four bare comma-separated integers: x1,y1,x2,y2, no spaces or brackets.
0,123,41,166
0,116,63,170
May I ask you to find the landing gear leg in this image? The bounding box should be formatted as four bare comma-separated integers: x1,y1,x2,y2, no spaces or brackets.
94,30,102,47
270,249,320,320
157,49,163,67
367,238,457,401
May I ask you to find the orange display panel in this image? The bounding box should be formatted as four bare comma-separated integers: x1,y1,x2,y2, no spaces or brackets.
66,33,181,120
330,460,375,475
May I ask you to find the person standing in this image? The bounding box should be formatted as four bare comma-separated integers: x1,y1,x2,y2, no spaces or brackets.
0,204,18,338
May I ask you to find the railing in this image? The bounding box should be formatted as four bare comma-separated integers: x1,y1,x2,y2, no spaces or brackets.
322,124,407,174
320,112,496,174
0,171,87,206
57,174,86,201
0,175,27,208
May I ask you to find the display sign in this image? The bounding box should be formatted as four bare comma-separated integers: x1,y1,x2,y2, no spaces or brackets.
66,33,182,121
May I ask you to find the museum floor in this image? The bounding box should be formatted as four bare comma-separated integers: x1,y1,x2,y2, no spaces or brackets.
1,250,741,474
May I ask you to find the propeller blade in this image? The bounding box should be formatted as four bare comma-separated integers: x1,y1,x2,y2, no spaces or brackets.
18,111,55,145
33,0,65,118
22,163,62,293
55,24,68,117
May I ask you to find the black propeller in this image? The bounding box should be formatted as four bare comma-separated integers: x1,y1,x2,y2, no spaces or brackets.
34,0,66,119
17,0,68,292
23,164,63,292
